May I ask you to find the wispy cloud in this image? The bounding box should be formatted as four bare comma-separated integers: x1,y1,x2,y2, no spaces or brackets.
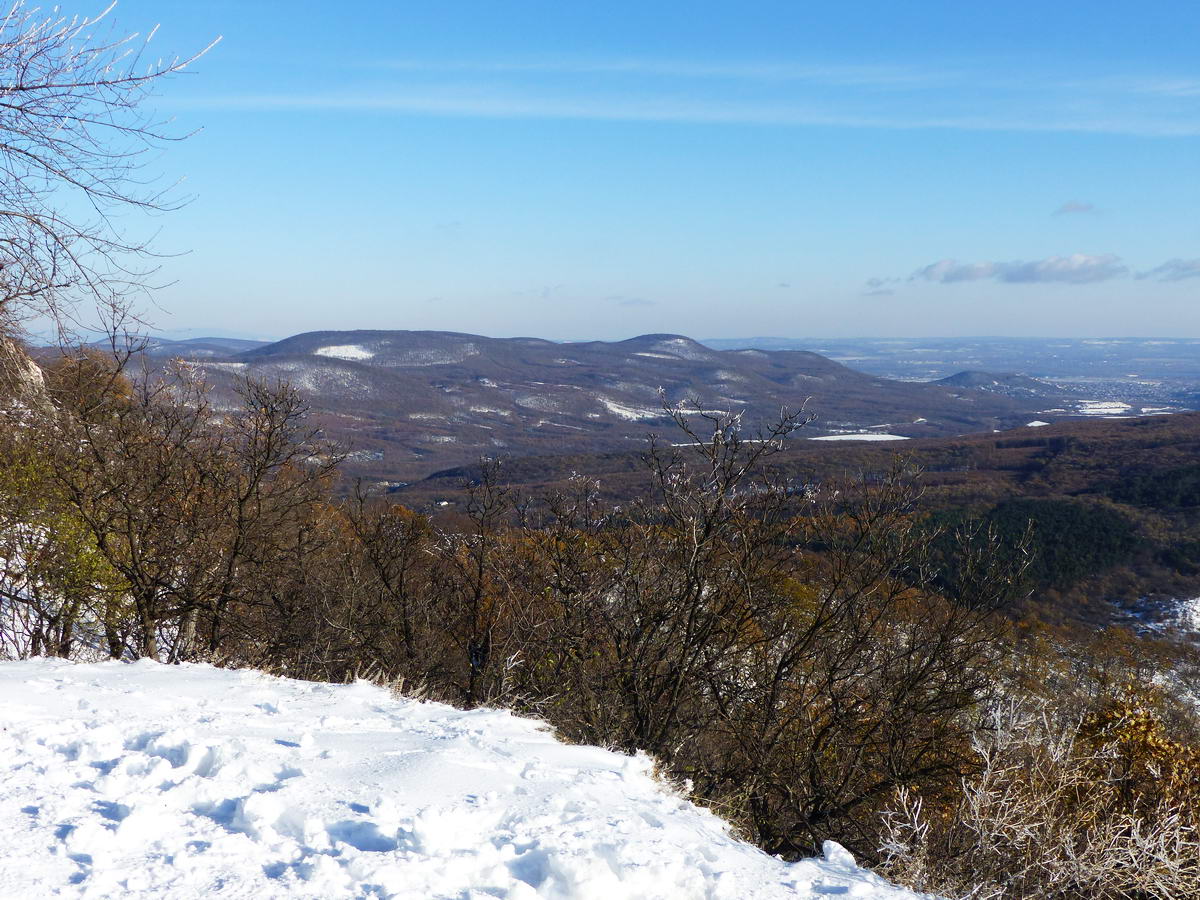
612,296,656,308
911,253,1127,284
181,87,1200,137
865,277,897,289
1137,258,1200,281
177,55,1200,137
368,58,943,88
1058,75,1200,98
1053,201,1097,215
862,276,901,295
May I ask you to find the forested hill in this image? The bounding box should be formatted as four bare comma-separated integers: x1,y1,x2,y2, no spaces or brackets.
139,329,1049,482
400,411,1200,628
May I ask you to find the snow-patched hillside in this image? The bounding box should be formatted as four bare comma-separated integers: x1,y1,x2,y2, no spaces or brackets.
0,660,926,899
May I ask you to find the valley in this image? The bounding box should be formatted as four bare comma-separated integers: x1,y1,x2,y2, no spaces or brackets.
133,330,1196,487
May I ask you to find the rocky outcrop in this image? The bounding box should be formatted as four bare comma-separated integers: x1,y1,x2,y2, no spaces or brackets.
0,334,47,408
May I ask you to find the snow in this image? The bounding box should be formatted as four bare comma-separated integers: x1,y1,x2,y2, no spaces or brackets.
1172,597,1200,634
810,434,911,442
515,394,564,413
1125,596,1200,643
599,398,666,421
650,339,714,361
469,406,515,417
256,361,373,397
1074,400,1132,415
1025,420,1050,427
314,345,375,361
390,345,480,366
0,660,923,899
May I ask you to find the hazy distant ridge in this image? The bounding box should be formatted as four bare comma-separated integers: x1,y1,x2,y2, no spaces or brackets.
150,329,1043,483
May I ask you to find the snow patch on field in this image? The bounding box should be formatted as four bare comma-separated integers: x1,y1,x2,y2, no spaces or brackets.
0,660,923,899
811,434,911,442
651,338,715,361
386,345,479,367
1075,400,1132,415
314,345,374,361
599,398,666,421
1174,597,1200,634
1026,420,1050,427
255,361,372,397
515,394,563,413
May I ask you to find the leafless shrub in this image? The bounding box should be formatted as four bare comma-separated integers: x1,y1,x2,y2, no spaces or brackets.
879,697,1200,899
12,368,1198,900
43,358,333,660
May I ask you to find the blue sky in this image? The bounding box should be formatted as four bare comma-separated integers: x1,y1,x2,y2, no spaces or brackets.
101,0,1199,339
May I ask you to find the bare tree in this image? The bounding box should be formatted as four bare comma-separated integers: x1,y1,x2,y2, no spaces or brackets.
433,458,518,706
48,364,334,661
0,1,218,347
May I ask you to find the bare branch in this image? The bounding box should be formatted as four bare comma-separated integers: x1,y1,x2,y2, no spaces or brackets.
0,1,219,341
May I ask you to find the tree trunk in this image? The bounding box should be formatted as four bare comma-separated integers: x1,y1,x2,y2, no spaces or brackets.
170,607,196,663
137,596,159,660
104,597,124,659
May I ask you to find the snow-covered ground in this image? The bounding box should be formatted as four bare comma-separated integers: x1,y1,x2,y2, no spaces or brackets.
810,434,911,442
1074,400,1133,415
314,345,375,361
1174,597,1200,635
0,660,924,899
1117,596,1200,643
599,397,666,421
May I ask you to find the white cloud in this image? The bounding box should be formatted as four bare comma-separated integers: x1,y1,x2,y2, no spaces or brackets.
912,253,1127,285
1137,258,1200,281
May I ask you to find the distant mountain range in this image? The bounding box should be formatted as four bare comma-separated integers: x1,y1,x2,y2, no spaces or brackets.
134,329,1072,484
138,336,270,358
